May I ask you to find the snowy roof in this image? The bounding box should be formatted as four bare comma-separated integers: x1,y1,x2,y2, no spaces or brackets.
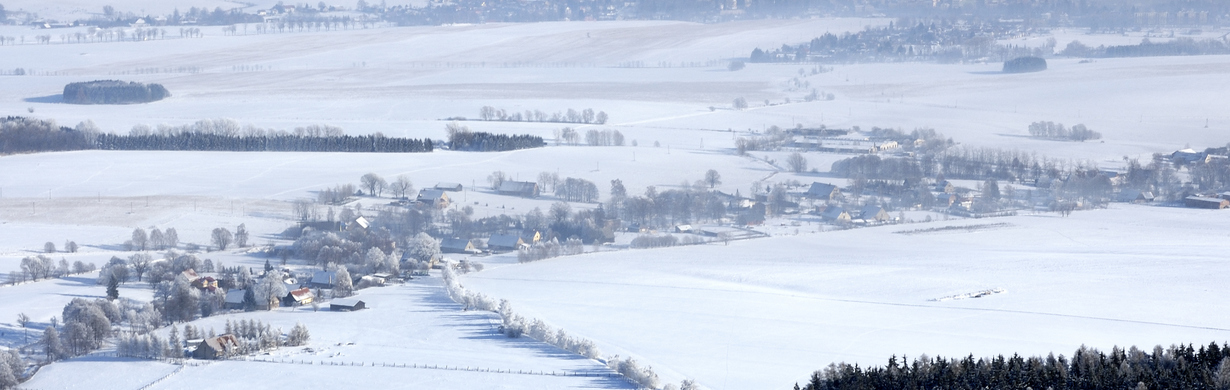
806,182,838,198
487,234,523,249
417,189,447,202
497,181,537,194
225,289,246,304
287,287,313,301
441,237,474,252
353,216,370,229
312,271,337,285
434,182,463,191
331,298,366,308
860,205,885,219
820,206,848,220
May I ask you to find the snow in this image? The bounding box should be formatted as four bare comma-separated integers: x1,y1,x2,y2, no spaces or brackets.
462,205,1230,389
2,15,1230,390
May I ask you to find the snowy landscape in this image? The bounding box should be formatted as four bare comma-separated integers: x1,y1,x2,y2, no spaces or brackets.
2,0,1230,389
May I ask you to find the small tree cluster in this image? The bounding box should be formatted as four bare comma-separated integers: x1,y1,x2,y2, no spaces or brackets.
629,234,679,248
555,178,600,203
61,298,119,356
607,355,661,389
584,129,625,146
1028,121,1101,141
318,183,357,204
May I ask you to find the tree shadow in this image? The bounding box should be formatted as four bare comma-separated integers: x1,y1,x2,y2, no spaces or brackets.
967,71,1005,75
24,94,64,103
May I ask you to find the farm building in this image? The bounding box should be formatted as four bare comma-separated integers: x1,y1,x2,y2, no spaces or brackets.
310,271,338,289
416,189,451,209
282,287,314,307
441,238,479,254
224,289,246,310
1184,196,1229,209
193,334,240,360
487,234,526,251
497,181,539,198
331,298,367,311
859,205,890,223
820,206,851,224
806,182,842,201
434,182,463,191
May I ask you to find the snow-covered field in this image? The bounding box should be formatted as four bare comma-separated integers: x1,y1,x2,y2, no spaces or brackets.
464,205,1230,389
2,15,1230,390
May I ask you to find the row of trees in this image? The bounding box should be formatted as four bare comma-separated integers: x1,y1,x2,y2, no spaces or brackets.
126,227,180,251
799,343,1230,390
1028,121,1102,142
477,106,608,124
0,116,431,155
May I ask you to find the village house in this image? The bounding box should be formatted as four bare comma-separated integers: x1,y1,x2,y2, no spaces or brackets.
193,334,240,359
224,289,246,310
859,205,890,223
440,237,479,254
434,182,464,191
416,189,451,209
806,182,842,201
282,287,314,307
1117,189,1155,204
310,271,338,289
820,206,851,224
487,234,526,251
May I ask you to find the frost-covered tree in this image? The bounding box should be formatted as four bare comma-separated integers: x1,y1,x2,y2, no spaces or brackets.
43,326,64,361
256,270,287,310
787,152,808,173
165,228,179,249
65,240,78,253
211,227,233,250
235,223,249,248
131,228,148,251
149,228,166,250
704,169,722,188
406,232,440,265
287,322,310,346
332,265,353,298
129,253,151,282
44,241,56,253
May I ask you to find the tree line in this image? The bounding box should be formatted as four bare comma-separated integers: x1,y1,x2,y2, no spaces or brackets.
0,116,432,154
1028,121,1102,142
476,106,608,124
446,122,544,152
63,80,170,104
797,342,1230,390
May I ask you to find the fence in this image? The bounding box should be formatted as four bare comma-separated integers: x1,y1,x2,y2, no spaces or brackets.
241,356,618,378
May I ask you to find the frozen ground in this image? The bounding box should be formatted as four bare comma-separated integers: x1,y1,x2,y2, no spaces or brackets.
463,205,1230,389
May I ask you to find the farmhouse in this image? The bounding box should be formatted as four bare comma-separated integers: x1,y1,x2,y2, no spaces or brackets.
193,334,240,359
934,180,955,194
497,181,539,198
310,271,338,288
806,182,841,201
416,189,451,209
441,237,479,254
224,289,246,310
487,234,526,251
1184,196,1229,209
331,298,367,311
820,206,851,224
282,287,314,307
859,205,890,223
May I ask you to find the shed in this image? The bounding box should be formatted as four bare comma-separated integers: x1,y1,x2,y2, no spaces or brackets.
282,287,314,307
434,182,463,191
193,334,240,359
1184,196,1229,209
330,298,367,311
674,225,693,233
497,181,539,198
1117,189,1155,203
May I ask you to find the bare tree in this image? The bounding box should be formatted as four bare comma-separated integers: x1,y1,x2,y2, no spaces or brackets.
131,228,148,251
44,242,56,253
129,253,151,282
360,173,387,197
235,224,249,248
164,228,179,249
65,240,78,253
211,228,234,250
391,175,414,199
488,171,507,190
733,97,748,110
787,152,808,173
704,169,722,188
